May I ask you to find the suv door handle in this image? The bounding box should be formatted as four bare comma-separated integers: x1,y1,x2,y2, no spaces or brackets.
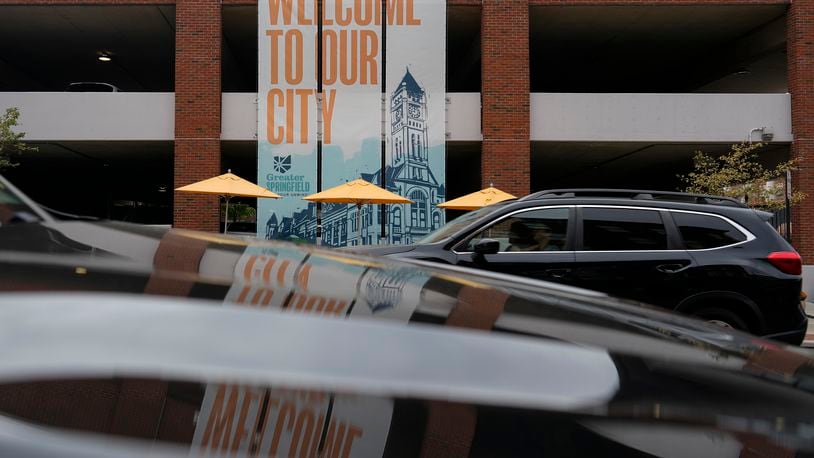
545,268,570,279
656,263,689,274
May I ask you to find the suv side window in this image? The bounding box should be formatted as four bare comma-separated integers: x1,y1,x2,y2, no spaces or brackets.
671,212,746,249
582,208,667,251
464,208,569,252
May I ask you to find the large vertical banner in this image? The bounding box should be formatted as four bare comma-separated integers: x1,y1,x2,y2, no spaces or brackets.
385,0,446,245
320,1,384,247
261,0,446,247
259,0,318,243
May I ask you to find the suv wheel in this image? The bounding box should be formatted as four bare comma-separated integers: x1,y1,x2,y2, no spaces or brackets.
691,307,750,332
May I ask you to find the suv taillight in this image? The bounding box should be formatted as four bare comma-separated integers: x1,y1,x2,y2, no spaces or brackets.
767,251,802,275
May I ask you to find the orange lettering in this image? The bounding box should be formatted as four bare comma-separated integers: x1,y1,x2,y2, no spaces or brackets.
354,0,374,26
341,425,363,458
267,89,285,144
243,255,266,281
231,389,259,452
296,264,311,292
323,89,336,144
339,30,358,85
266,30,283,84
251,288,275,307
268,400,296,456
304,296,326,313
289,292,305,310
248,393,268,454
406,0,420,25
334,0,352,26
268,0,294,25
310,412,325,457
322,30,338,85
277,259,291,285
285,29,304,84
359,30,378,85
386,0,403,25
296,0,312,25
200,385,240,451
236,285,252,304
315,296,328,313
320,298,336,314
324,299,347,316
296,88,312,144
291,408,316,457
262,256,278,284
322,420,347,458
285,89,295,144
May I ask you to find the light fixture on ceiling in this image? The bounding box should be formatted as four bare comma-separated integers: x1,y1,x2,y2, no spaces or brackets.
97,52,112,62
733,67,750,76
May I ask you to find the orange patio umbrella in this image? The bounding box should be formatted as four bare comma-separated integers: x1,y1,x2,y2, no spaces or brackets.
437,186,516,211
176,170,281,234
304,178,411,244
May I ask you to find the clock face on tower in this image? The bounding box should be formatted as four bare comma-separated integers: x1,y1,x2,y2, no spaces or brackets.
392,109,402,123
408,104,421,119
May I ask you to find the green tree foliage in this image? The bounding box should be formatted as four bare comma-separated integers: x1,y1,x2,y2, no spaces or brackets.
0,107,37,170
221,202,256,223
678,142,805,210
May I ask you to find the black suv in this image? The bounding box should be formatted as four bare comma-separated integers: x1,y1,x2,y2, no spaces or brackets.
356,189,807,345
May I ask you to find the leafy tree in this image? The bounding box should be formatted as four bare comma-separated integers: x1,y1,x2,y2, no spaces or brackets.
678,142,805,211
0,107,36,170
221,202,256,223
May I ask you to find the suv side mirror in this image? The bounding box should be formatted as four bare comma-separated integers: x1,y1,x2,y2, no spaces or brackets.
472,239,499,262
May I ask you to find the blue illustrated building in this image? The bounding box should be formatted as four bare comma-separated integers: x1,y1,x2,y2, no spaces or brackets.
265,69,445,246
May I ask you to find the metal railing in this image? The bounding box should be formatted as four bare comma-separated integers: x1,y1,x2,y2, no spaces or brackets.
767,207,792,243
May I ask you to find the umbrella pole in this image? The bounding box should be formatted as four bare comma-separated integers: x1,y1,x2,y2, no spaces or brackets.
224,196,230,235
357,203,362,246
316,203,322,246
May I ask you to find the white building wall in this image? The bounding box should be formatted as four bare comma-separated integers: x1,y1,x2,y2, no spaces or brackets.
0,92,792,143
221,93,257,141
446,92,482,141
531,93,792,143
0,92,175,141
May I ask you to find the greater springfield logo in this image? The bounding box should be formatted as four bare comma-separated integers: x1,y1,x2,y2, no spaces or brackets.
266,155,311,194
273,155,291,174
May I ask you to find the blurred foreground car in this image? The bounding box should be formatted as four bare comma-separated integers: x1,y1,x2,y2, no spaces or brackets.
1,175,814,456
2,293,814,457
352,189,808,344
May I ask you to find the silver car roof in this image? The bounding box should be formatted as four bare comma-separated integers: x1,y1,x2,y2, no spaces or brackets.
0,292,620,411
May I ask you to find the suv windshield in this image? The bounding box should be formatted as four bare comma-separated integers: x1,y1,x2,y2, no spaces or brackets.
420,203,508,243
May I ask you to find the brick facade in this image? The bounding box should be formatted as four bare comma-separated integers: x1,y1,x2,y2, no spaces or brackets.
0,0,808,249
788,0,814,263
481,0,531,197
173,0,222,232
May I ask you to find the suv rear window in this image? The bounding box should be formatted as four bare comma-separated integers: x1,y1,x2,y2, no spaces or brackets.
582,208,667,251
671,212,746,249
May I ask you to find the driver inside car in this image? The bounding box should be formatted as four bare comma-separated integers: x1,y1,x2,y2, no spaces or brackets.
507,221,556,252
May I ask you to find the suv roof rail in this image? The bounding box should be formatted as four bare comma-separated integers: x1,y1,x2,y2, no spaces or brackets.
521,188,748,208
